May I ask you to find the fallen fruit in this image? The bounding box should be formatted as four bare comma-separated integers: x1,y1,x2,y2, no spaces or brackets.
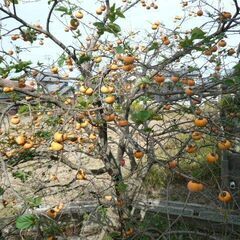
50,141,63,151
10,116,20,125
54,132,64,143
76,169,87,180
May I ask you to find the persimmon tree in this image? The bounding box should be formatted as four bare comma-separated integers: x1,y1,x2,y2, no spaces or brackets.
0,0,240,239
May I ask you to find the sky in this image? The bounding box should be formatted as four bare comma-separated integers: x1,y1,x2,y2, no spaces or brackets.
0,0,238,74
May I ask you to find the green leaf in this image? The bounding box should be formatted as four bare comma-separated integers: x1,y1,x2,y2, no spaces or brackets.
116,182,128,193
152,114,163,120
233,63,240,76
143,127,153,132
55,6,71,15
14,61,32,73
110,3,116,13
179,37,193,49
9,0,18,4
7,150,36,166
148,42,159,51
115,46,125,54
0,187,4,196
106,23,121,35
103,235,113,240
12,171,30,183
109,232,121,238
0,61,31,77
77,54,91,65
131,110,154,124
79,76,85,81
188,66,199,73
191,27,205,40
58,54,66,67
35,130,51,139
234,76,240,83
97,206,108,220
108,5,125,22
16,214,37,230
27,196,42,208
116,8,125,18
139,76,151,84
224,79,235,86
93,22,105,29
21,28,37,43
93,22,105,35
0,68,10,78
37,61,44,67
108,11,116,22
18,105,29,114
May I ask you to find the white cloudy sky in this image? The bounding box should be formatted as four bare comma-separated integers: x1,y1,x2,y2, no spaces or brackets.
0,0,238,68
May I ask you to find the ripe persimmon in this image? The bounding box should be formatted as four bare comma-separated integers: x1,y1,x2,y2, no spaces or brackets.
220,11,232,20
70,19,79,30
187,79,195,86
47,209,58,219
15,135,26,145
117,119,129,127
10,116,20,125
218,140,231,150
171,75,179,83
76,169,87,180
167,160,177,169
104,114,116,122
163,104,171,110
204,50,212,56
75,11,83,19
100,5,106,11
100,86,109,94
152,24,158,30
206,153,219,163
187,181,204,192
218,191,232,203
94,56,102,63
185,88,194,96
192,131,202,141
96,8,102,15
194,118,208,127
50,141,63,151
185,144,197,153
108,86,115,93
227,48,235,56
218,39,227,47
134,150,144,159
195,108,202,115
3,87,14,93
197,10,203,16
122,56,135,65
54,132,64,143
153,74,165,84
85,87,94,96
104,95,116,104
51,66,59,74
109,64,118,71
23,140,34,149
122,64,134,72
